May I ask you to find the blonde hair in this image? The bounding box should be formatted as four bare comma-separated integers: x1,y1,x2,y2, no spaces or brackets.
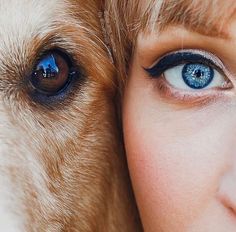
104,0,236,90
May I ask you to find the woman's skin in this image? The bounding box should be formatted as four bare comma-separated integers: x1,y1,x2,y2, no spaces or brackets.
123,20,236,232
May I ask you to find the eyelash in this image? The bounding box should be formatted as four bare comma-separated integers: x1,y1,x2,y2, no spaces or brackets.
144,49,233,105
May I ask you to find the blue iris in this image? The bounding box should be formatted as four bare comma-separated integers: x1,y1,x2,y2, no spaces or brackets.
182,63,214,89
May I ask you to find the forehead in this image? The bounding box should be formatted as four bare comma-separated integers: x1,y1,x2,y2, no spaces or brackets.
126,0,236,40
0,1,72,86
0,0,71,44
0,0,104,91
137,0,236,38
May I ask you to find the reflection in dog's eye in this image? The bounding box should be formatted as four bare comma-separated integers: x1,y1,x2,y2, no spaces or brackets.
30,50,76,96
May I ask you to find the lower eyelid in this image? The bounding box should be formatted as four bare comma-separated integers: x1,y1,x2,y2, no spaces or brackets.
153,78,226,107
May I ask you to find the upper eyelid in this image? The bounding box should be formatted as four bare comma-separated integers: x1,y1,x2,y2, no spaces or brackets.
144,49,229,78
31,33,81,66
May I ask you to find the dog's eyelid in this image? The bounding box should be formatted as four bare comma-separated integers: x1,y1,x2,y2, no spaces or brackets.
30,33,77,65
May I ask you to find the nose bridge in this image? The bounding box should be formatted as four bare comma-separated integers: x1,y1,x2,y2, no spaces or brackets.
232,153,236,174
218,150,236,214
229,122,236,174
218,171,236,212
0,102,23,232
0,98,21,161
216,108,236,211
221,106,236,173
0,102,11,159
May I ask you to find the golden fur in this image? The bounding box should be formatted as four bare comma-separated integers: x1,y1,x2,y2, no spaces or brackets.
0,0,142,231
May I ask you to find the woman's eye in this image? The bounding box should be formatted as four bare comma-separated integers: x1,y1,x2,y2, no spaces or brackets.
30,50,76,96
164,63,223,90
145,50,231,91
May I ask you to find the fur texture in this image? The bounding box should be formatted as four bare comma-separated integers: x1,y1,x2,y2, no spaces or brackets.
0,0,142,231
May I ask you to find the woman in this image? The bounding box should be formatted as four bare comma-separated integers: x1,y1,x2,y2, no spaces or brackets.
105,0,236,231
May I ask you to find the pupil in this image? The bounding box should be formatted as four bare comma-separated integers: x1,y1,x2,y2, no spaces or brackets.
195,70,203,78
182,63,214,89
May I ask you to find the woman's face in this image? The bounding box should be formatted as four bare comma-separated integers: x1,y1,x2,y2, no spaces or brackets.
123,20,236,231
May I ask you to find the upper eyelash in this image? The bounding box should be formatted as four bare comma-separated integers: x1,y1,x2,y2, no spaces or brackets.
144,49,226,78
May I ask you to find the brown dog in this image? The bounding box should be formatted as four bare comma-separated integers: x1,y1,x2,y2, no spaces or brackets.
0,0,142,231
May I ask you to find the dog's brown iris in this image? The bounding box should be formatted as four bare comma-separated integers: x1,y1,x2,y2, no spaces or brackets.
31,51,70,95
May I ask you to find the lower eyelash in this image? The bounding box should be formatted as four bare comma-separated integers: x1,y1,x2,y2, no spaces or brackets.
154,77,224,107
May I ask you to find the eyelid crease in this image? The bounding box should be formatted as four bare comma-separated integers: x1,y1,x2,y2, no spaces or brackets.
144,49,230,79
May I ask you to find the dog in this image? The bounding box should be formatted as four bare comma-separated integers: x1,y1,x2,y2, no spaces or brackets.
0,0,142,231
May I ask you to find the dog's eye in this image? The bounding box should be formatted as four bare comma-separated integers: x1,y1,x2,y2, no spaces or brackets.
30,50,75,96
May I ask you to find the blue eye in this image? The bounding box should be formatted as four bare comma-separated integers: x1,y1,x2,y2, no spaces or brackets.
145,50,228,91
182,63,214,89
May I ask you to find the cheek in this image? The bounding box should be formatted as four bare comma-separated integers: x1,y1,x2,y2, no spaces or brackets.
123,86,235,229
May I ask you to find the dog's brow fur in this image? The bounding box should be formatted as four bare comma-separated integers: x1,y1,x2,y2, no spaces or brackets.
0,0,142,231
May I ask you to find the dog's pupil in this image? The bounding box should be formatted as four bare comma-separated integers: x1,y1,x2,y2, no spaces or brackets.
31,51,70,95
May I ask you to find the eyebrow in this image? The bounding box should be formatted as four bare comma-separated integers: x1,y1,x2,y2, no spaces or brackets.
151,0,236,40
162,22,231,40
